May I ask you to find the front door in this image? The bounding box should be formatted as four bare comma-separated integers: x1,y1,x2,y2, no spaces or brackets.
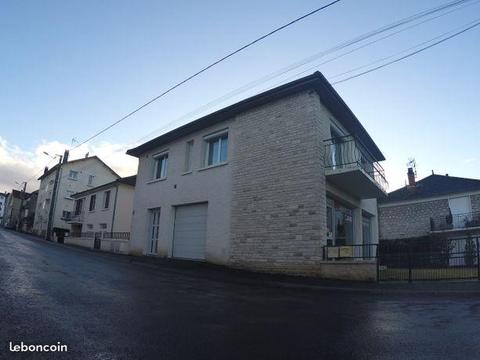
147,208,160,255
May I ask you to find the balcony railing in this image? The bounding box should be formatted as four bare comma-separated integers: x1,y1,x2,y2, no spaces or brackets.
324,135,388,192
430,211,480,232
65,212,84,223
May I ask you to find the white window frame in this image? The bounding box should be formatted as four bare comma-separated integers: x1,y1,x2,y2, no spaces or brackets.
89,194,96,212
103,190,111,209
184,140,194,173
153,152,168,180
204,131,228,167
69,170,79,181
88,175,95,186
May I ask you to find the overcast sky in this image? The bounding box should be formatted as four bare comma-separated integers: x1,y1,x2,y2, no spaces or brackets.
1,0,479,193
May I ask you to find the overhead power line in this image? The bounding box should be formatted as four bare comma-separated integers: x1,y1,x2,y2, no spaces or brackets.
331,19,480,85
71,0,341,150
132,0,475,145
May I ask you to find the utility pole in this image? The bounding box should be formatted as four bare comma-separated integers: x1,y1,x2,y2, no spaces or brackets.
16,181,27,232
45,154,63,241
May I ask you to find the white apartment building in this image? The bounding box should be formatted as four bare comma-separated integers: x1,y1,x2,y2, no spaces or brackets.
126,72,387,279
33,152,120,241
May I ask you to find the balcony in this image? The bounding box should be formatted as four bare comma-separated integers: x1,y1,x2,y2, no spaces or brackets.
430,211,480,233
65,212,84,224
324,135,388,199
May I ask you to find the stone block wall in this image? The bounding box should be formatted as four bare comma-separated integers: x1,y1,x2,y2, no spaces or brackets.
229,90,330,275
378,199,450,240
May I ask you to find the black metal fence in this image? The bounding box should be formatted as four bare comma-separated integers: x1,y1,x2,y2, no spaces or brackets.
378,236,480,281
323,243,378,261
323,236,480,281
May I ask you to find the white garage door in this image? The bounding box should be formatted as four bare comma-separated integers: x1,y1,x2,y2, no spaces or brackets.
173,203,208,260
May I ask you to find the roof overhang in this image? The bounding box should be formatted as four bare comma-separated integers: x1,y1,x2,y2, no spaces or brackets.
126,72,385,161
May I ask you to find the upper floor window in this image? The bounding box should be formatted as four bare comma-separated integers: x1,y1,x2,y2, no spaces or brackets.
65,190,75,199
74,198,84,215
103,190,111,209
89,194,96,211
184,140,194,173
69,170,79,181
153,153,168,180
205,133,228,166
88,175,95,186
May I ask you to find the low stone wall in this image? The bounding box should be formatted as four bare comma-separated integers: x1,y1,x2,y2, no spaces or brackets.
319,261,377,281
100,239,129,254
65,236,95,249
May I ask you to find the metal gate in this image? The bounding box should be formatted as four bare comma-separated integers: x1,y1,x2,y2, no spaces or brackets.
378,236,480,281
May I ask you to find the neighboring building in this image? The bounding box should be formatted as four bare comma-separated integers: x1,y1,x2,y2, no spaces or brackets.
3,190,30,229
33,152,120,241
126,72,387,277
378,169,480,240
65,175,136,253
69,175,136,234
19,190,39,233
0,192,7,225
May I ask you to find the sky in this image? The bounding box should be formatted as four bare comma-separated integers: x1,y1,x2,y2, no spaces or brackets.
1,0,479,193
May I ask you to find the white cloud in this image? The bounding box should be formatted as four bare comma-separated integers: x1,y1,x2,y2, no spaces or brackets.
0,137,138,193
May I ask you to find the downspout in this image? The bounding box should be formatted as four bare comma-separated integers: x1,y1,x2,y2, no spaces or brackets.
110,184,119,233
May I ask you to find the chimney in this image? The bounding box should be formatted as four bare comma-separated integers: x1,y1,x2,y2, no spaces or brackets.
407,167,416,187
85,152,89,159
44,166,49,174
63,150,69,164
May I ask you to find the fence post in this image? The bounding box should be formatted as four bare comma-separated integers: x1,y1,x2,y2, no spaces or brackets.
376,245,380,283
408,241,412,283
476,237,480,280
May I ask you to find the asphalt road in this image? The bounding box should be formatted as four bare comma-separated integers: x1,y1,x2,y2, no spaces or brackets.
1,228,480,360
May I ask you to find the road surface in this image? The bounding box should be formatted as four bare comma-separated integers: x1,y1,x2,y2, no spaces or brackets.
1,228,479,359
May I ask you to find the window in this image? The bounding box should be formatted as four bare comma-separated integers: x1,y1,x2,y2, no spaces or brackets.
69,170,79,180
88,175,95,186
74,199,83,215
148,208,161,254
62,210,70,219
87,224,93,230
153,153,168,180
184,140,194,172
103,190,111,209
99,223,107,229
89,194,96,211
205,133,228,166
65,190,75,199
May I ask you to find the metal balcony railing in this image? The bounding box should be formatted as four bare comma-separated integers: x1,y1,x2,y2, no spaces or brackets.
66,212,85,223
430,211,480,232
324,135,388,192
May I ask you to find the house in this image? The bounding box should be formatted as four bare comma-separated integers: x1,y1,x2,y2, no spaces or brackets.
65,175,136,253
0,192,7,225
19,190,39,233
126,72,387,279
378,169,480,240
33,151,120,241
3,190,30,229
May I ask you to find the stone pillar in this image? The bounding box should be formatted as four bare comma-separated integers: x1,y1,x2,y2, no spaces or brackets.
353,208,363,245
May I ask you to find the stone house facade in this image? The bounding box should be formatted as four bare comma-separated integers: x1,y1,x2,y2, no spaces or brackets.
379,172,480,240
127,72,387,277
